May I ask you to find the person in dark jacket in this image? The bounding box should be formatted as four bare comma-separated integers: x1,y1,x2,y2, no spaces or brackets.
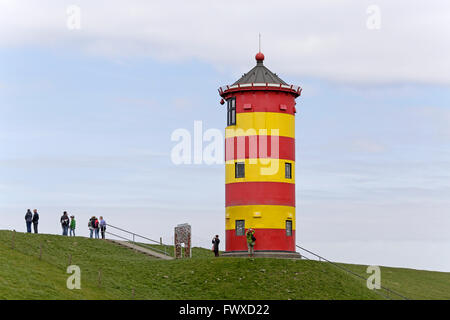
25,209,32,233
212,235,220,257
32,209,39,234
60,211,70,236
88,216,95,238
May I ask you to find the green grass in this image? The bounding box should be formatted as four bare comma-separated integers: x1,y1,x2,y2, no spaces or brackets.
133,242,215,258
0,230,448,300
338,262,450,300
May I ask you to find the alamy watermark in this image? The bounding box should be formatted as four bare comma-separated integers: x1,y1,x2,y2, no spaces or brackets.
66,265,81,289
366,5,381,30
170,121,282,175
66,5,81,30
366,265,381,290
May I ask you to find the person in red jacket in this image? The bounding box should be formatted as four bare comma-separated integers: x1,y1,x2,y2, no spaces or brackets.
93,217,100,239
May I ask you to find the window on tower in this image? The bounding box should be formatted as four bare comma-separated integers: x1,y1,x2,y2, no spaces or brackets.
286,220,293,236
236,220,245,236
227,97,236,126
235,162,245,178
285,162,292,179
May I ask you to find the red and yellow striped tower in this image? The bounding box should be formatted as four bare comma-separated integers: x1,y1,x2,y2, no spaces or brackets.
218,52,302,258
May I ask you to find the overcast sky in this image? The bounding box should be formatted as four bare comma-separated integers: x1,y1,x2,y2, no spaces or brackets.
1,0,450,272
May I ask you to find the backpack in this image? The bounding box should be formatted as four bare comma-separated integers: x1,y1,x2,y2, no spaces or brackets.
251,234,256,242
94,219,99,228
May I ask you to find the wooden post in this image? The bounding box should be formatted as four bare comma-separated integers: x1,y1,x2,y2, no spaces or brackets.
160,237,162,245
98,269,102,287
11,230,15,249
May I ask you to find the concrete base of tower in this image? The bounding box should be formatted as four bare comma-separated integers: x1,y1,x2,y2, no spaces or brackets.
221,250,301,259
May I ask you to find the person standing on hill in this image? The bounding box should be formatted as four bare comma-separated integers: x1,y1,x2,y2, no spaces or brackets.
25,209,32,233
246,229,256,257
88,216,95,238
32,209,39,234
212,235,220,257
99,216,107,239
69,215,76,237
93,216,100,239
60,211,70,236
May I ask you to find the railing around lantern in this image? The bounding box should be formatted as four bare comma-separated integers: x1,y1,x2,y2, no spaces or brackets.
218,83,302,95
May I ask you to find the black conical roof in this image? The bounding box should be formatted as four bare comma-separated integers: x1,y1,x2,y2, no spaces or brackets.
232,54,287,85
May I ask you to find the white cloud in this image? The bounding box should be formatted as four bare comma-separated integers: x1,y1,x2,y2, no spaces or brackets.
0,0,449,84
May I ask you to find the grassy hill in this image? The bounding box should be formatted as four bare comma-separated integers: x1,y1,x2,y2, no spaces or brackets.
0,230,448,300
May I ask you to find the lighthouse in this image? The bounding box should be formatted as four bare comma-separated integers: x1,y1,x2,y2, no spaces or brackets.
218,51,302,258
